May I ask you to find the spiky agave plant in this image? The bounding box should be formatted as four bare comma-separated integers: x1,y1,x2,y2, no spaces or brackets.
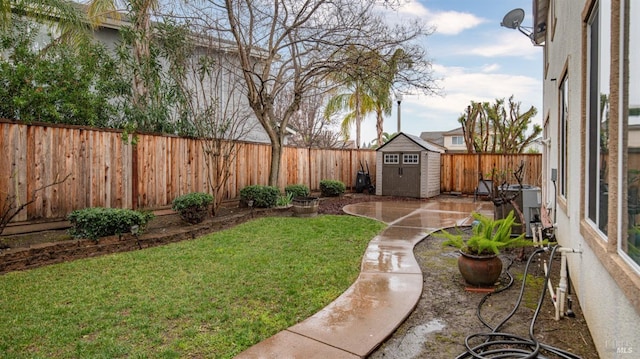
441,210,532,256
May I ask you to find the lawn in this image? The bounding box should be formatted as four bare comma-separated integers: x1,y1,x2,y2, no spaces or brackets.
0,215,385,358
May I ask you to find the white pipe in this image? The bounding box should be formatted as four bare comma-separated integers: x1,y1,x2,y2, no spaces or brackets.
543,259,558,317
554,247,582,320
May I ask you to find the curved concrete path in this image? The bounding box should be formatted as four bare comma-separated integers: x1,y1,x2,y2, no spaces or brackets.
236,198,493,358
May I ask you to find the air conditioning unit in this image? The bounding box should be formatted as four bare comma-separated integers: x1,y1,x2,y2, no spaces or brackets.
495,184,541,237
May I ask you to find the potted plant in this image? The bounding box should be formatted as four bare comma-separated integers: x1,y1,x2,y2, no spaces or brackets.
285,184,319,217
440,210,532,286
172,192,214,224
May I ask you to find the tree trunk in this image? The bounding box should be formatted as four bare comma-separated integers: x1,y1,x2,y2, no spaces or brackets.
269,140,283,187
376,109,383,147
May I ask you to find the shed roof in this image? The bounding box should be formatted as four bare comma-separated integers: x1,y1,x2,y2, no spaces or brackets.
376,132,445,153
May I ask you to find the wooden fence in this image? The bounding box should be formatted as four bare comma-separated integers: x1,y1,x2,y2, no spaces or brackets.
1,121,541,224
0,121,376,223
440,153,542,194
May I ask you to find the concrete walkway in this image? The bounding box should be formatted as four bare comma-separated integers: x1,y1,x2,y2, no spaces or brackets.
236,198,493,358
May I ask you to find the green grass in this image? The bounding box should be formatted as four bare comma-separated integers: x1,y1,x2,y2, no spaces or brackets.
0,215,384,358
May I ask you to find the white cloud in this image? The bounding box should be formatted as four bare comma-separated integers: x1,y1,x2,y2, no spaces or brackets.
481,63,501,73
390,1,485,35
467,31,540,58
391,65,541,136
428,11,486,35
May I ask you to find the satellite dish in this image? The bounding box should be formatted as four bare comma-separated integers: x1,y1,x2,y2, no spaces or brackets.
501,8,525,29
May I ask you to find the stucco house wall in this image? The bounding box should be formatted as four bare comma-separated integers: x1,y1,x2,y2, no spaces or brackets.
542,0,640,357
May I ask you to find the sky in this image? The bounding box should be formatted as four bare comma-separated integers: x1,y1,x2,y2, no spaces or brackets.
353,0,543,145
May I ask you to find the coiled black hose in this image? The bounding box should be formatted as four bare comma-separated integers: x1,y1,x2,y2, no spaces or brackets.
455,246,583,359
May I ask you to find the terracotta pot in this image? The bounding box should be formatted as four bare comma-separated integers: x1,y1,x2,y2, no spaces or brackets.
292,197,319,217
457,251,503,287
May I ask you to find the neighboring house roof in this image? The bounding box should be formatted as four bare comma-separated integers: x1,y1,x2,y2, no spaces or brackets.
443,127,465,136
419,131,445,146
420,127,465,144
377,132,445,153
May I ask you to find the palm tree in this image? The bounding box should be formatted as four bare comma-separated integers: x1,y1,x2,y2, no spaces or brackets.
325,48,407,148
2,0,93,44
370,49,406,146
87,0,158,114
324,80,376,148
370,132,397,149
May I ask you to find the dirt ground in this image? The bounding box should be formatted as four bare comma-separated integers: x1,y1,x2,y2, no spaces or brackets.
0,194,598,358
368,230,598,359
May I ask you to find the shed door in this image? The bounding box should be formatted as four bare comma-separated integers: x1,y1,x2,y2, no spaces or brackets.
382,152,420,197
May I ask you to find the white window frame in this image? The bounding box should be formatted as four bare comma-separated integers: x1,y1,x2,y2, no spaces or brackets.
384,153,399,164
403,153,419,165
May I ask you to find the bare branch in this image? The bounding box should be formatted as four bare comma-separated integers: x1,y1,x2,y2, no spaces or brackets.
1,172,71,236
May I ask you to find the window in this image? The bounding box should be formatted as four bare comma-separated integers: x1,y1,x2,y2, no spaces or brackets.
451,136,464,145
384,153,399,164
586,0,610,235
403,154,419,164
559,75,568,198
623,0,640,266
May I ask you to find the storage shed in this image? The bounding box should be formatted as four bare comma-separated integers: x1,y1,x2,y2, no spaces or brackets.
375,132,445,198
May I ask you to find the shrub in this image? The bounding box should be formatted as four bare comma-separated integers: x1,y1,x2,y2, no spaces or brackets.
172,192,214,224
320,180,346,197
67,208,155,241
276,193,294,207
239,185,280,208
285,184,310,198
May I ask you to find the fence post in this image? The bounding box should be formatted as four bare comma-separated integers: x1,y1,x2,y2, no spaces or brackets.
131,143,138,210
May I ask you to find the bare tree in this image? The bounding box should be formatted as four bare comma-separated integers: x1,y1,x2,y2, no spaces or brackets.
167,33,258,214
459,101,493,153
1,172,70,236
458,96,541,154
171,0,436,186
279,86,343,148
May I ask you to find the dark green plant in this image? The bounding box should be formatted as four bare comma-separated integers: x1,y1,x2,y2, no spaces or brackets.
439,210,534,256
112,20,194,137
67,208,154,241
276,193,294,207
239,185,280,208
284,184,310,198
319,180,346,197
172,192,214,224
0,16,121,126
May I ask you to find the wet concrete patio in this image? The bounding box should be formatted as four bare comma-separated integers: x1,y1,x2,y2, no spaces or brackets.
236,198,493,358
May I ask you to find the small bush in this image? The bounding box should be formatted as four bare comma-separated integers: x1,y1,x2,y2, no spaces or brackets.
172,192,214,224
276,193,294,207
320,179,346,197
239,185,280,208
285,184,310,198
67,208,155,241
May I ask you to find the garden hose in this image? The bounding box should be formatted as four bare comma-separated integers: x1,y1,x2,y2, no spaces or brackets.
455,246,583,359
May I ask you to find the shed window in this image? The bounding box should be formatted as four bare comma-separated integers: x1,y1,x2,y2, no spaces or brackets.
403,154,419,164
384,154,399,164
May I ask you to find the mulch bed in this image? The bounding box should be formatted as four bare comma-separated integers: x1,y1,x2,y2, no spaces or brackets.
0,193,427,274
